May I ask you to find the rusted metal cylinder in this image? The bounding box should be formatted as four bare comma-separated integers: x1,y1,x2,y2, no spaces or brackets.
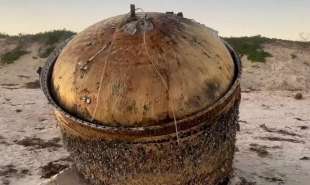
40,9,241,185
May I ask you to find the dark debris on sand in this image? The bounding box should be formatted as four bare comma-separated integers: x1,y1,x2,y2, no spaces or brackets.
0,135,10,146
258,136,304,144
260,124,301,137
249,144,270,158
0,164,30,185
258,175,284,184
297,125,308,130
14,137,62,150
300,156,310,160
294,93,303,100
40,157,72,178
23,80,40,89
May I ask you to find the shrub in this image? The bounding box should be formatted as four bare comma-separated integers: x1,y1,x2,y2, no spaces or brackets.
224,35,273,63
39,46,55,58
32,30,75,45
0,32,9,38
1,47,30,64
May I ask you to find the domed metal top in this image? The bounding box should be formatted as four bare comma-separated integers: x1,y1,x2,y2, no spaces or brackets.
51,10,235,127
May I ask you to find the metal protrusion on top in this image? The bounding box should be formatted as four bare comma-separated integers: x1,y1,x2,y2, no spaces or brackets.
177,12,183,18
130,4,136,17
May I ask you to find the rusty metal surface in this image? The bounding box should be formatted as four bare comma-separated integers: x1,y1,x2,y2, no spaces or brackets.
40,10,242,185
55,86,239,142
40,36,241,141
50,12,236,126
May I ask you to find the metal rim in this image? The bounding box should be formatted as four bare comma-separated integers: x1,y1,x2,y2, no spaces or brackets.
40,37,241,135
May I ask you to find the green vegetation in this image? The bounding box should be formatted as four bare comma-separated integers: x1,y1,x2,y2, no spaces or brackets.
39,46,56,58
224,35,273,63
32,30,75,45
1,47,29,64
2,30,310,64
0,30,75,63
0,32,9,38
33,30,75,58
0,30,75,45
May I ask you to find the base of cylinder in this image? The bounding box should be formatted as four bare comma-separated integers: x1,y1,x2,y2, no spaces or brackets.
61,101,239,185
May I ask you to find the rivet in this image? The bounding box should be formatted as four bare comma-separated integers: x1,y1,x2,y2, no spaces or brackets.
81,96,91,104
86,97,91,104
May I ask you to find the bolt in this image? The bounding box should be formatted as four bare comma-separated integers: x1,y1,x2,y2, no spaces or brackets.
81,96,91,104
79,63,89,71
82,65,88,70
130,4,135,18
177,12,183,18
86,97,91,104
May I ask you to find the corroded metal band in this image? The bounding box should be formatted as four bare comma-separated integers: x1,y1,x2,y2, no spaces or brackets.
40,37,241,141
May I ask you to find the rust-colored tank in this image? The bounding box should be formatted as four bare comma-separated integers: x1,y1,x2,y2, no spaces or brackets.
40,5,241,185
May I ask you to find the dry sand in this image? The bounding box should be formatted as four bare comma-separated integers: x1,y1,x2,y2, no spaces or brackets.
0,41,309,185
1,87,309,185
241,42,310,91
234,91,310,185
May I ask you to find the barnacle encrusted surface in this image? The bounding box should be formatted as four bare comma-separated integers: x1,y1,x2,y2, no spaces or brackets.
61,100,240,185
